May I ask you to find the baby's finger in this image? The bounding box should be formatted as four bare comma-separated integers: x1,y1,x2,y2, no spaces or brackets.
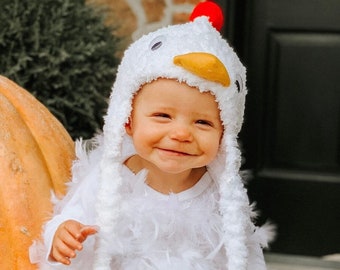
52,241,76,265
78,225,99,242
58,229,83,251
54,254,71,266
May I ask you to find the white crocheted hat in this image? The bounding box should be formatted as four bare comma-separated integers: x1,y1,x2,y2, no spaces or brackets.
95,2,250,269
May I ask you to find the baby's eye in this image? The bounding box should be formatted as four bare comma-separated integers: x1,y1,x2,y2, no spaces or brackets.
196,119,213,126
153,113,171,118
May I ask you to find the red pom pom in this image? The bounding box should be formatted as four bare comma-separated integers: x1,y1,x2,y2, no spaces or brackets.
189,1,224,31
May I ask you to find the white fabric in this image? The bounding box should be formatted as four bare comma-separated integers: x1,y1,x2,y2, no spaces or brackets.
31,139,267,270
95,16,251,269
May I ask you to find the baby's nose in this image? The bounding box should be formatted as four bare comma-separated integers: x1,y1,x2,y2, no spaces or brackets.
169,124,193,142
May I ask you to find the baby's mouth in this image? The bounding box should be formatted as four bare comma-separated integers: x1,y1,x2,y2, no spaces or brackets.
157,148,192,156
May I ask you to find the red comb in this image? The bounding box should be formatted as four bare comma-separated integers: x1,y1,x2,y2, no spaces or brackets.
189,1,224,32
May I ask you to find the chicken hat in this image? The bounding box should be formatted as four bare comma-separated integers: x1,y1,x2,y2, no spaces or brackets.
94,1,266,269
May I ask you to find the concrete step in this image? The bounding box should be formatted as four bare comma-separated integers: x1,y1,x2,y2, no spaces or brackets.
266,253,340,270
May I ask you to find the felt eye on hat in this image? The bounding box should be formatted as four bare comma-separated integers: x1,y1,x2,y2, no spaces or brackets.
235,74,243,92
149,35,166,51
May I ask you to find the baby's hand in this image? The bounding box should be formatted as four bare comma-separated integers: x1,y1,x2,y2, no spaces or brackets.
50,220,98,265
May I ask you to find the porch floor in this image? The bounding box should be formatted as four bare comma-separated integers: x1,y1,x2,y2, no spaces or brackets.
266,253,340,270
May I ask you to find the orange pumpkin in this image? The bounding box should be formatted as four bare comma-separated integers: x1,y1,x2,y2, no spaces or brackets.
0,75,75,269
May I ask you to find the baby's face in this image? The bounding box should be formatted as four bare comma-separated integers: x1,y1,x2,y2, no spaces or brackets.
125,78,223,174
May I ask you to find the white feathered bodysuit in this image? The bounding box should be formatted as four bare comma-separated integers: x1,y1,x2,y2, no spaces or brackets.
30,3,273,269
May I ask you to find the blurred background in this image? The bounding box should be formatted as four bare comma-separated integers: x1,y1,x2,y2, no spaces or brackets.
1,0,339,267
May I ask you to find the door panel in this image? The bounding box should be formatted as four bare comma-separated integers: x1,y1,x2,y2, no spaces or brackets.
227,0,340,256
266,32,340,173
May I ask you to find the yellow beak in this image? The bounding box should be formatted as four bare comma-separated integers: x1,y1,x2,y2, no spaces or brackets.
173,52,230,87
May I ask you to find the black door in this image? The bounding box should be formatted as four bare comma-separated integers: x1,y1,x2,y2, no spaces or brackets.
224,0,340,256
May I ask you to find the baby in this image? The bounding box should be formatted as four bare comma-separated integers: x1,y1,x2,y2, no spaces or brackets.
31,2,273,269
